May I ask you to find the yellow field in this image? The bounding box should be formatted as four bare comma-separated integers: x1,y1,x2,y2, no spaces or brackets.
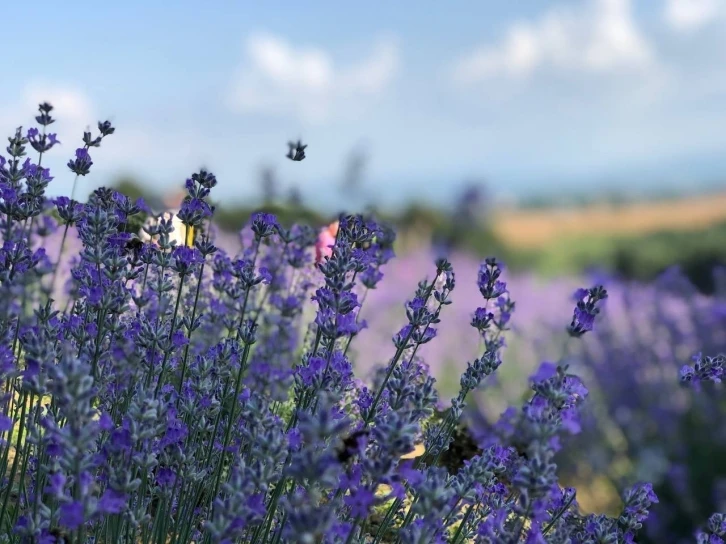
492,192,726,249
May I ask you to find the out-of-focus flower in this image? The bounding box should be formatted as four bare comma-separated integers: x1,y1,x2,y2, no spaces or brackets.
315,220,339,265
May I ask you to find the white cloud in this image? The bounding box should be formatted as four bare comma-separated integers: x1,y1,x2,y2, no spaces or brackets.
246,33,334,93
664,0,723,32
339,41,399,94
226,33,399,123
453,0,654,83
0,82,97,145
22,83,95,130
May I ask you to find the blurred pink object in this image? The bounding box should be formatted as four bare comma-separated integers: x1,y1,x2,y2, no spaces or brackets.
315,221,339,264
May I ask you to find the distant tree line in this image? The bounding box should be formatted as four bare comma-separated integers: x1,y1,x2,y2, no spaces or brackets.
107,174,725,294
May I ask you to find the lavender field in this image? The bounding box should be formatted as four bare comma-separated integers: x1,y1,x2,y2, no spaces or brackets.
1,101,726,544
356,248,726,541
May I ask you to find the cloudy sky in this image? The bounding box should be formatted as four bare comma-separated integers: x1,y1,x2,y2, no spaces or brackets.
2,0,726,210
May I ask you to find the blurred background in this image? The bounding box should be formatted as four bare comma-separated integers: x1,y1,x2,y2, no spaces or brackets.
4,1,726,541
3,0,726,292
2,0,726,291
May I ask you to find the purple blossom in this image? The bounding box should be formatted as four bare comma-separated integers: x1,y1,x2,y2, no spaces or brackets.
680,352,725,387
97,489,127,514
250,211,278,239
567,284,608,337
0,105,671,544
0,415,12,431
67,147,93,176
59,501,85,530
344,487,376,518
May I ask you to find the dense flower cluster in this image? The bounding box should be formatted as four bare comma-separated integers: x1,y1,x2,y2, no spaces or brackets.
354,248,726,542
0,105,671,543
534,269,726,543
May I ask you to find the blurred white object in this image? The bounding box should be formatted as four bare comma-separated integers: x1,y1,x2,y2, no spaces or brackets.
139,210,186,248
139,188,188,247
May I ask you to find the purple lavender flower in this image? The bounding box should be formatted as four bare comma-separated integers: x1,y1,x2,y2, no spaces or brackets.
680,352,725,387
67,147,93,176
250,211,278,239
0,104,670,544
177,197,212,228
567,285,608,337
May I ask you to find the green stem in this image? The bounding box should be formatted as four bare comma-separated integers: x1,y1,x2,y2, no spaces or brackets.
450,502,475,544
69,173,80,203
344,516,362,544
209,342,253,508
363,278,439,427
156,272,187,396
542,489,576,536
176,260,206,402
0,392,28,532
49,223,70,301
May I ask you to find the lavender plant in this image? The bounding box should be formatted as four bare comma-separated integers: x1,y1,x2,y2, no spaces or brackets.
355,250,726,542
521,269,726,543
0,104,660,544
681,356,726,544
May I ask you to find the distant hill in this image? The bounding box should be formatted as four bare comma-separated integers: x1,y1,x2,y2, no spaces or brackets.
493,191,726,249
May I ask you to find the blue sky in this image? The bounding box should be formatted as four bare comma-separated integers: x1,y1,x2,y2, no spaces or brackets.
2,0,726,210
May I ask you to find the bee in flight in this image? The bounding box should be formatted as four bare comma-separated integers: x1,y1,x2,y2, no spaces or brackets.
286,140,307,162
47,527,69,543
405,408,483,475
335,414,481,476
124,236,144,262
336,428,369,464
